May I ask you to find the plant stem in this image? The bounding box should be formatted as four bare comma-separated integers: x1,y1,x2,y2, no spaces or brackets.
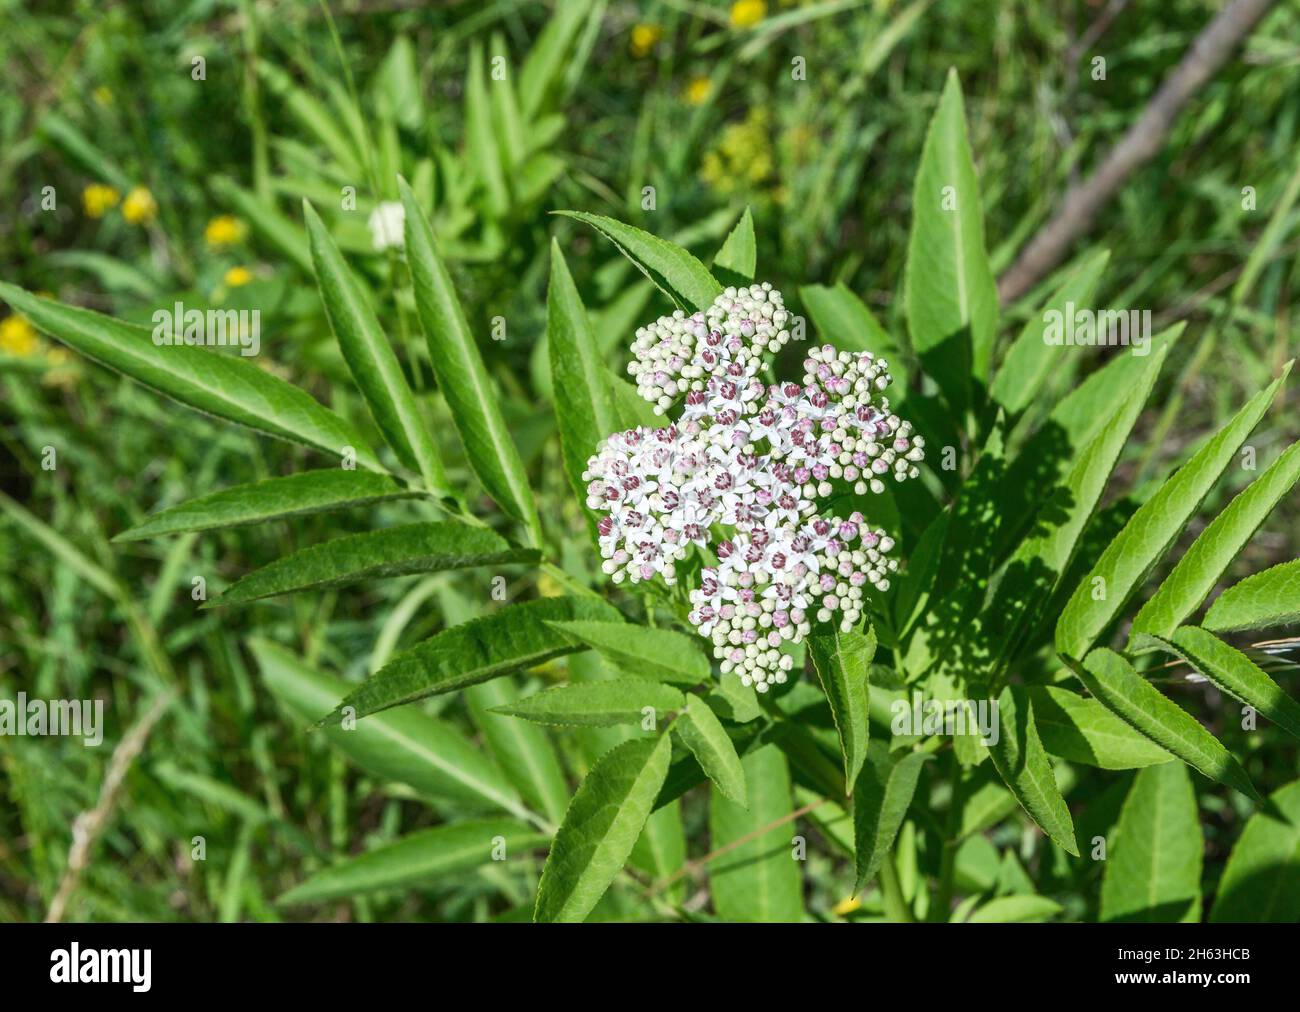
877,850,913,923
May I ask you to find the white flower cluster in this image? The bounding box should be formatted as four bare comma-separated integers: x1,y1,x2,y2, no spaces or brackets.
585,283,924,690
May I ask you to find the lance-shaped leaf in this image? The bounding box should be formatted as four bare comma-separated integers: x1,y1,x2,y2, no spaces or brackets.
278,819,549,905
545,620,711,684
1101,761,1203,923
1137,626,1300,741
799,281,907,390
534,734,672,922
852,743,929,894
547,240,619,504
713,207,756,286
673,694,747,807
1068,649,1258,800
808,624,874,790
210,521,538,607
1057,365,1291,660
1204,559,1300,633
323,596,621,723
986,685,1079,855
0,283,380,470
990,248,1109,416
965,896,1063,923
1028,685,1172,770
115,470,419,541
304,202,451,495
1211,779,1300,922
491,679,685,727
555,211,722,312
252,640,531,821
399,177,542,546
904,69,998,407
1130,440,1300,643
518,0,593,119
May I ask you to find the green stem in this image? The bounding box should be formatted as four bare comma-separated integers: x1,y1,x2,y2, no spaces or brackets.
877,851,913,923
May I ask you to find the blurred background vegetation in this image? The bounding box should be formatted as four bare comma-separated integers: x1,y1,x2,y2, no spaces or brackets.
1,0,1297,922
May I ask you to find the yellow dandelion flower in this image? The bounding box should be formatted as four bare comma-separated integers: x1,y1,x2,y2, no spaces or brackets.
223,266,253,287
0,315,39,357
685,76,712,106
730,0,767,28
121,186,158,224
205,215,246,248
832,896,862,916
82,183,120,219
630,23,662,58
93,86,114,107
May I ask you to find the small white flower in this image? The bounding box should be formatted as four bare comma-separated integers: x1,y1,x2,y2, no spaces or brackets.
368,201,406,251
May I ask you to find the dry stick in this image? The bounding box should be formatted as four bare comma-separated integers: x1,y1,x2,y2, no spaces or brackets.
45,690,177,923
997,0,1278,305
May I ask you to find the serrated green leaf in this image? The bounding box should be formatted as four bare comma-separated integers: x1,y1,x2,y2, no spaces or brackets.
1069,648,1258,800
1058,365,1290,660
556,211,722,312
1211,779,1300,922
1029,684,1173,769
1204,559,1300,633
491,678,685,727
799,281,907,389
709,744,805,922
210,522,537,607
545,620,711,684
986,685,1079,855
965,895,1063,923
674,694,747,807
534,734,672,922
852,743,929,894
1130,440,1300,643
0,283,380,470
324,596,621,722
713,207,756,285
304,202,450,495
808,624,874,790
399,177,542,546
1101,762,1202,922
707,671,762,723
278,819,549,905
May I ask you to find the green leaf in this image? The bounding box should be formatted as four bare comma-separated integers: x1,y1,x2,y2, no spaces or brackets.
303,202,451,495
547,239,619,505
965,895,1063,923
534,734,673,922
1057,365,1290,660
989,249,1109,415
0,283,380,470
210,522,538,607
114,470,419,541
1211,779,1300,922
1029,685,1173,769
852,743,929,894
799,281,908,389
1138,626,1300,741
278,819,549,905
324,596,621,722
709,744,805,922
808,624,874,790
555,211,723,312
399,177,542,546
1130,440,1300,643
1069,649,1258,800
466,42,509,216
1204,559,1300,633
252,640,532,821
904,68,998,405
1101,762,1203,922
545,620,711,684
491,679,685,727
518,0,593,118
673,694,747,807
986,685,1079,855
210,175,312,274
712,207,756,285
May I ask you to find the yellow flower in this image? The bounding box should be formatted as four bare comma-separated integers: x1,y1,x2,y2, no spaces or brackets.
82,183,120,219
223,266,253,287
93,86,114,107
832,896,862,916
685,76,712,106
0,315,39,357
730,0,766,28
205,215,246,248
121,186,158,224
630,23,662,58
